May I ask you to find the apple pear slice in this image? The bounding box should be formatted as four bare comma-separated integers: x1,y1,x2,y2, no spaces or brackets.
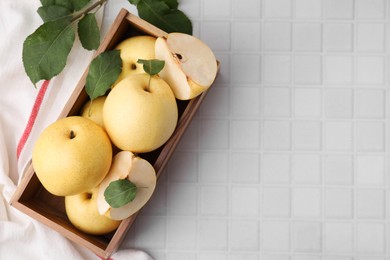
97,150,133,215
97,150,157,220
155,32,218,100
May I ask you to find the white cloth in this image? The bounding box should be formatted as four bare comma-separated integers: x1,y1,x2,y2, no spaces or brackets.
0,1,152,259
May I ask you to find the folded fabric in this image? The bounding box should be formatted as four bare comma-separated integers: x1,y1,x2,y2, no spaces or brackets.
0,1,152,259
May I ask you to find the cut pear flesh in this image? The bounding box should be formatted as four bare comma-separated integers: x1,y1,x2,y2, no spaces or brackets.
97,151,133,215
155,32,218,100
109,156,157,220
97,150,157,220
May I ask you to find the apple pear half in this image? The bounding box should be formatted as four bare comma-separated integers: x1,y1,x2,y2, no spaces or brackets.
103,73,178,153
97,151,157,221
32,116,112,196
65,187,121,235
113,35,156,86
155,32,218,100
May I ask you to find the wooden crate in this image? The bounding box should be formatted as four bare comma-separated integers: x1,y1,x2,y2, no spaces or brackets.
10,9,214,259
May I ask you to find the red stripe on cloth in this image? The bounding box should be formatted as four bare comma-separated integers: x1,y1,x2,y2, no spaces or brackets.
16,80,50,159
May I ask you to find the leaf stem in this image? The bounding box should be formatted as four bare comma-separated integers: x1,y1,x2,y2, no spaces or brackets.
72,0,107,23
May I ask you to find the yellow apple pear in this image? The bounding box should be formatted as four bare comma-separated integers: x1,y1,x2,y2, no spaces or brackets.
32,116,112,196
65,187,121,235
113,35,156,86
103,73,178,153
81,96,106,129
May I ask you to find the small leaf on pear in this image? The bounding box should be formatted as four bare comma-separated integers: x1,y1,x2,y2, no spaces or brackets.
85,50,122,100
104,179,137,208
137,59,165,76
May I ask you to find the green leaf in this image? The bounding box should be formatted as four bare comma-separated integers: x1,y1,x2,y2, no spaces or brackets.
137,59,165,76
78,13,100,50
22,18,75,85
104,179,137,208
162,0,178,9
137,0,192,35
37,5,72,22
40,0,73,10
71,0,91,11
85,50,122,100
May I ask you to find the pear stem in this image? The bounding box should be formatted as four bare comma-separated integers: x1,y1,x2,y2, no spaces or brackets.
147,75,152,92
70,130,75,139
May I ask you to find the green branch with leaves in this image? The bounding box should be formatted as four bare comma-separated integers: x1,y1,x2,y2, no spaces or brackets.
22,0,192,87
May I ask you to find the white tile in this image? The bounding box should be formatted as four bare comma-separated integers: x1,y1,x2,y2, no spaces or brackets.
292,188,321,218
200,185,228,216
294,55,322,84
230,220,260,251
263,121,291,150
356,189,385,219
324,56,353,85
356,155,385,185
263,22,291,51
167,151,198,183
232,87,260,117
355,89,385,118
232,54,261,83
232,186,260,217
295,0,322,19
231,120,261,150
264,0,292,18
262,187,291,217
232,22,260,52
199,151,229,182
263,87,291,117
262,153,290,184
324,155,353,185
231,253,260,260
292,221,322,252
166,218,197,249
355,121,385,152
167,183,198,216
292,121,322,151
292,154,321,184
201,22,230,51
324,188,353,218
203,0,231,18
324,23,354,52
325,0,354,19
176,120,198,150
324,121,353,151
261,221,290,251
232,0,261,18
356,223,386,253
200,86,229,117
356,56,385,85
214,53,231,84
200,253,228,260
294,88,322,117
198,219,228,250
293,23,322,52
167,252,197,260
134,216,166,249
293,257,321,260
199,119,229,149
357,23,385,52
263,55,291,84
357,0,386,19
324,223,353,253
324,89,353,118
262,255,290,260
230,152,260,183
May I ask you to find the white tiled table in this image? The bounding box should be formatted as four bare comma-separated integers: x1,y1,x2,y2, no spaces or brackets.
103,1,390,259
